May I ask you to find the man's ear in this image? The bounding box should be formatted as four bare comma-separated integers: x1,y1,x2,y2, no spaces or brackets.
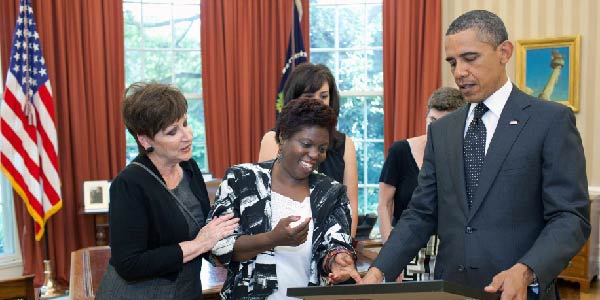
498,40,514,65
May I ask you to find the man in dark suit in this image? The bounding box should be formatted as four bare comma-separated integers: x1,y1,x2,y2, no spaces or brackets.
358,10,590,300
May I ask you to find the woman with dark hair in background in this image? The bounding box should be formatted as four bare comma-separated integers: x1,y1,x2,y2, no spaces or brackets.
96,82,239,300
258,63,359,238
212,98,360,300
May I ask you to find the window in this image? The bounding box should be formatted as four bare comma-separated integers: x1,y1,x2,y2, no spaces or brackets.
123,0,207,171
0,57,22,271
0,178,18,261
310,0,383,214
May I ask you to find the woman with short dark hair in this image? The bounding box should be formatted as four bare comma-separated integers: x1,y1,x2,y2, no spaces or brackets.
96,82,239,300
211,98,360,300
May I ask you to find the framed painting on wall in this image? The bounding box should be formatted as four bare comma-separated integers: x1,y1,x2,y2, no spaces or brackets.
515,35,580,112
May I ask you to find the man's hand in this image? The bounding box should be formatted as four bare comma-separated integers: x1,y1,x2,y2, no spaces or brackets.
356,266,385,284
484,263,534,300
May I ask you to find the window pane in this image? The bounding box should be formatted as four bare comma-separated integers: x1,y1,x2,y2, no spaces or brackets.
366,187,379,214
174,51,202,94
187,99,205,141
366,142,384,184
0,204,4,254
125,50,143,86
124,3,142,49
354,141,364,184
367,4,383,47
172,5,200,49
192,143,207,171
0,178,16,257
309,6,335,49
367,95,383,139
338,50,366,91
358,186,365,214
310,51,336,70
338,5,365,48
366,49,383,89
142,4,172,48
145,50,173,83
188,99,207,172
126,144,139,163
338,96,362,139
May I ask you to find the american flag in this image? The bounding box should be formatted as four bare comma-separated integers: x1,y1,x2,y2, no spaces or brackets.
1,0,62,241
275,0,307,114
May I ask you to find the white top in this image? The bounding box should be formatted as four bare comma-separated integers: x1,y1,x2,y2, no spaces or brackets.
268,191,314,300
464,79,512,154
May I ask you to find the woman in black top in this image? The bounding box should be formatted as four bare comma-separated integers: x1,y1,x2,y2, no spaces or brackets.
258,63,359,237
96,82,239,300
377,87,465,281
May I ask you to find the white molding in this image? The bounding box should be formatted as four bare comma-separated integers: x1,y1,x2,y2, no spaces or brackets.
0,259,23,279
589,186,600,198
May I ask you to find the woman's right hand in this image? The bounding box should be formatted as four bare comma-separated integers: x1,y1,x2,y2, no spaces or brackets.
180,213,239,263
195,213,239,248
269,216,311,247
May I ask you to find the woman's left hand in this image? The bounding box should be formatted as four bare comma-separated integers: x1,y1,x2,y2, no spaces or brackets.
327,252,362,284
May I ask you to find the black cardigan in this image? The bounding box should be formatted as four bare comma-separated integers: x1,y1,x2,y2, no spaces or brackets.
108,155,210,281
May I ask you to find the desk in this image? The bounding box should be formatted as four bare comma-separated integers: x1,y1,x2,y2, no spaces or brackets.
0,274,35,300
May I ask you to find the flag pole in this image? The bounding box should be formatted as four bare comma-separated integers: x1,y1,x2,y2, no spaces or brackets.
291,0,296,70
41,223,62,297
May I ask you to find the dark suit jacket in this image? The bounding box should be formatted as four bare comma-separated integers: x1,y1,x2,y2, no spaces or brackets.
372,85,590,300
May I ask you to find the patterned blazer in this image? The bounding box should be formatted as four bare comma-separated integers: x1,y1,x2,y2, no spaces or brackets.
208,160,354,300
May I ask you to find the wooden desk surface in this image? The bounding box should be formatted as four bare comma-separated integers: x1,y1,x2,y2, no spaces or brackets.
0,274,35,300
200,241,379,299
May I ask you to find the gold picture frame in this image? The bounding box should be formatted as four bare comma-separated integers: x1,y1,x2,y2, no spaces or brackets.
515,35,580,112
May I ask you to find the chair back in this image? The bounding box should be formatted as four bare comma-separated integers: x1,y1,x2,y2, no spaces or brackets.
0,274,35,300
205,179,222,204
69,246,111,300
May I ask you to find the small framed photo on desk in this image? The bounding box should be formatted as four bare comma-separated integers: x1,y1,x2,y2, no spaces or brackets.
83,180,110,213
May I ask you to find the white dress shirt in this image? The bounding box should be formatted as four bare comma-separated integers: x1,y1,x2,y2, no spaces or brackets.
463,79,512,154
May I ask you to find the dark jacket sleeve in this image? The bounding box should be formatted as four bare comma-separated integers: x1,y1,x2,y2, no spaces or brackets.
518,105,590,292
108,174,184,281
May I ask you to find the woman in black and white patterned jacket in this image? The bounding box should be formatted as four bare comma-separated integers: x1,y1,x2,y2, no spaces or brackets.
208,99,360,300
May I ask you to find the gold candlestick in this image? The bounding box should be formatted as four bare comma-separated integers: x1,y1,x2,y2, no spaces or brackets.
40,259,63,297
